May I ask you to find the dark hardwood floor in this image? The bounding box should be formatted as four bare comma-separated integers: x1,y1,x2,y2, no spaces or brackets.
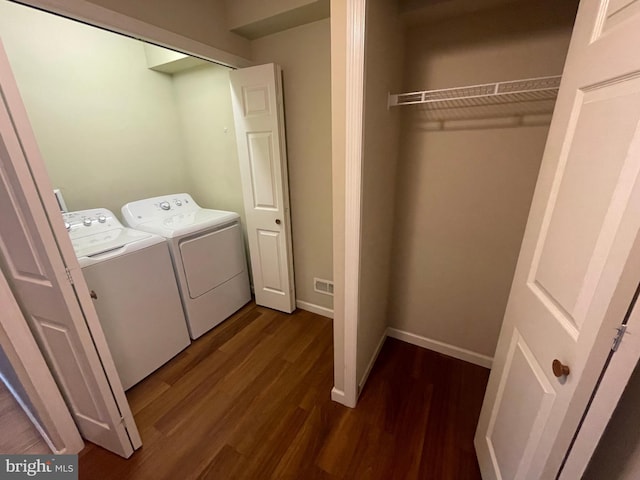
79,302,489,479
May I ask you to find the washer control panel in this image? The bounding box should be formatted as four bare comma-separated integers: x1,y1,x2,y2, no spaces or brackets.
63,209,123,238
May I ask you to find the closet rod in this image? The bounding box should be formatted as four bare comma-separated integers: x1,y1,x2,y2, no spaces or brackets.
388,75,562,108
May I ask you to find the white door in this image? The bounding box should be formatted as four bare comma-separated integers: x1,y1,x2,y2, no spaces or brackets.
475,0,640,478
0,40,141,458
230,63,296,313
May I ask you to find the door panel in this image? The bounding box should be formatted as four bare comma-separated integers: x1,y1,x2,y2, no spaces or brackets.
0,39,139,457
602,0,640,32
0,126,115,433
0,170,48,281
486,330,555,479
36,320,105,420
230,63,296,313
257,229,284,293
533,87,640,331
243,85,271,116
247,132,278,209
475,1,640,478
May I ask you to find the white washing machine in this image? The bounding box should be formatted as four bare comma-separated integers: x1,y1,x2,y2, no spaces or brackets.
64,208,191,390
121,194,252,339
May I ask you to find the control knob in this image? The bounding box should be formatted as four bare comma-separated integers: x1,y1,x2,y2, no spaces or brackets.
64,221,71,231
175,199,182,206
97,215,107,223
83,218,92,227
159,201,171,211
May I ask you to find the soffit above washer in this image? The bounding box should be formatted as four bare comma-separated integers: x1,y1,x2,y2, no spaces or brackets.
225,0,329,40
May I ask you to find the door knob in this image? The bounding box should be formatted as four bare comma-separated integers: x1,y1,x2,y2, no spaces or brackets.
90,290,98,300
275,219,281,225
552,359,570,377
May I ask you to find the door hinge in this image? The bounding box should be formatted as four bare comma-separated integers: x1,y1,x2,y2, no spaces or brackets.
612,324,627,352
64,267,74,285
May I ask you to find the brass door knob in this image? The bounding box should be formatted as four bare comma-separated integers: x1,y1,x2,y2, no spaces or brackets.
90,290,98,300
552,359,570,377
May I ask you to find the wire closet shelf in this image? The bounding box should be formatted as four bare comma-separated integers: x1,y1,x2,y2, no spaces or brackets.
388,75,562,109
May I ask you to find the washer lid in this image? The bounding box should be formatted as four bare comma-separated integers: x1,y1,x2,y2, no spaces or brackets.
71,228,155,258
63,208,157,258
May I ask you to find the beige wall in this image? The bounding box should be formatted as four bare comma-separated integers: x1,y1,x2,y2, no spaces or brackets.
388,1,578,358
0,1,190,215
584,361,640,479
251,19,333,310
357,0,403,385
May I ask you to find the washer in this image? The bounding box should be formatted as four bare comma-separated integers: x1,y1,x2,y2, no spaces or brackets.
64,208,190,390
121,194,251,339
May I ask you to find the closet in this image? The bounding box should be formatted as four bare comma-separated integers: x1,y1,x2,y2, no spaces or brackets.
357,0,581,385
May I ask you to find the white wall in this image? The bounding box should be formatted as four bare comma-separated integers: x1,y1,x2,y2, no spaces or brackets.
171,64,244,215
171,63,248,245
0,1,190,215
357,0,403,386
387,0,578,359
251,19,333,310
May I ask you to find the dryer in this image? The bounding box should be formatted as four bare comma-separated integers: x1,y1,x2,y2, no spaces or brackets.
64,208,191,390
121,194,251,339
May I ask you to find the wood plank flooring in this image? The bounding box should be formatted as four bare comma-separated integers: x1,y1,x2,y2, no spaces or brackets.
0,380,49,454
79,303,489,479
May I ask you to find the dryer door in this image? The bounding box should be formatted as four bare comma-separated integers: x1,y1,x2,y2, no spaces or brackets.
179,223,246,299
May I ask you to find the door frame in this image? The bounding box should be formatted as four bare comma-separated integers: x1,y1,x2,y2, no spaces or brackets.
329,0,366,409
0,0,285,451
338,0,640,475
12,0,361,435
0,35,142,454
18,0,640,473
0,268,84,454
557,229,640,478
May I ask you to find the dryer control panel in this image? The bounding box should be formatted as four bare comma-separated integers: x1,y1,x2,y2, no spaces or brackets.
122,193,197,224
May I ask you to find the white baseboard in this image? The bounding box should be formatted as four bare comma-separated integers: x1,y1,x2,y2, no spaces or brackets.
358,328,387,395
296,300,334,319
331,387,346,403
387,328,493,369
